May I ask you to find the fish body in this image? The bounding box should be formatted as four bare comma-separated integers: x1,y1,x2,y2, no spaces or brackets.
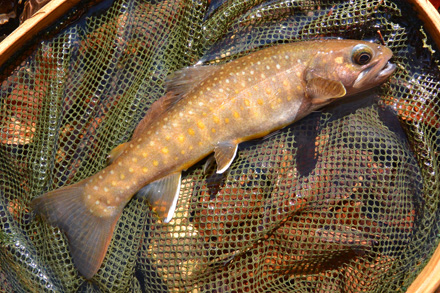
31,39,396,278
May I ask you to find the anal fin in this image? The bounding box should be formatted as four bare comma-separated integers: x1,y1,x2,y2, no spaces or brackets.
137,173,181,223
214,142,238,174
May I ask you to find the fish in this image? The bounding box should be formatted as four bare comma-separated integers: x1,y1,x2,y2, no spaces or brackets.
31,39,396,278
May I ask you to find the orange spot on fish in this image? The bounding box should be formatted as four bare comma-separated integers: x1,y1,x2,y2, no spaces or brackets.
129,168,134,173
153,160,159,166
181,150,186,155
165,135,171,141
120,174,125,179
257,98,264,105
244,99,250,106
225,118,230,123
213,116,220,124
111,181,117,187
178,134,185,142
233,112,240,118
265,88,272,95
142,167,148,173
197,121,205,129
211,128,216,133
283,80,289,87
188,128,195,136
142,152,148,158
132,158,137,163
162,147,169,154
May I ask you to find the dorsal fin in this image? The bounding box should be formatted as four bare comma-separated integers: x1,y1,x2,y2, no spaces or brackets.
132,92,180,139
164,64,221,98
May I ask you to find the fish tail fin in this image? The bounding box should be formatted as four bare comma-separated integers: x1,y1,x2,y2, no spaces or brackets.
31,180,120,279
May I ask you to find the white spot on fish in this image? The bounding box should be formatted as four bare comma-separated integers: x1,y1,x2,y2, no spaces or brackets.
104,187,109,192
93,186,98,191
219,88,224,93
335,57,343,64
95,200,100,205
266,65,270,70
110,170,114,175
179,112,183,117
250,70,254,75
198,102,204,106
285,55,289,59
276,64,281,69
98,175,103,179
87,195,91,199
225,79,230,83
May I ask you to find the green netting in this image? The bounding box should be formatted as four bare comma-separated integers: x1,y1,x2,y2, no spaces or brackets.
0,0,439,292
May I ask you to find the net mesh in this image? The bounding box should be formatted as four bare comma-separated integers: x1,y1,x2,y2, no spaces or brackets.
0,0,439,292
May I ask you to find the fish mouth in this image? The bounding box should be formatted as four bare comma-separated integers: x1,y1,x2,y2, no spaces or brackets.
377,61,396,79
353,58,396,90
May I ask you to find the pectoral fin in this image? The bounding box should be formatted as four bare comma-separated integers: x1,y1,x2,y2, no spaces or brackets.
306,77,346,105
214,142,238,174
137,173,181,223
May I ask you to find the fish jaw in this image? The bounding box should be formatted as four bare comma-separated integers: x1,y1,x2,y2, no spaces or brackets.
352,55,396,91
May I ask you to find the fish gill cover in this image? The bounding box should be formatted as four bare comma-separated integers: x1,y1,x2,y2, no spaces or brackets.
0,0,438,292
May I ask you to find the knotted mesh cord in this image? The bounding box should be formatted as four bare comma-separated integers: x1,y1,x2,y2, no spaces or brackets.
0,0,439,292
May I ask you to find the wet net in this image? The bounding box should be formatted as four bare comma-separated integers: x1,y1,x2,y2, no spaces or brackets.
0,0,439,292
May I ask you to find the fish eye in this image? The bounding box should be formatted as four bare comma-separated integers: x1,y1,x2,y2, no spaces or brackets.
352,45,373,65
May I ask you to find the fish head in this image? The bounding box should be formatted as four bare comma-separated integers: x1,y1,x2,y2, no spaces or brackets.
305,40,396,105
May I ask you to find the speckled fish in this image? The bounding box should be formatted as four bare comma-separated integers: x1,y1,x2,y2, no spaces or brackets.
31,39,396,278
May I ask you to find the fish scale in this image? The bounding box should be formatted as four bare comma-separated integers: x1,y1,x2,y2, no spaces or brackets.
31,39,396,279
